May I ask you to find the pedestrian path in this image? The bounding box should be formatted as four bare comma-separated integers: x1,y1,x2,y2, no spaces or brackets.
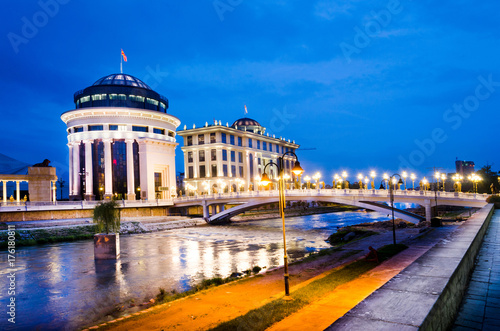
267,226,456,331
453,210,500,330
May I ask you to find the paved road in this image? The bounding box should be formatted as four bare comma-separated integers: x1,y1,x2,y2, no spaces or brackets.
453,210,500,330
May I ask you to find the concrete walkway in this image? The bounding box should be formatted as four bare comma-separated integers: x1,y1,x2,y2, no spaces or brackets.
453,210,500,330
267,226,456,331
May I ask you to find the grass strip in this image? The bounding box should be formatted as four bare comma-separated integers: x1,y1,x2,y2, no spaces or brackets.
210,244,407,331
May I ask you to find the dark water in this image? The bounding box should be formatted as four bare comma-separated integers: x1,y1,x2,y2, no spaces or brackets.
0,211,390,330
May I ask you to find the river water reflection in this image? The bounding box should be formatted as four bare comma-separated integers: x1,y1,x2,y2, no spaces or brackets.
0,210,391,330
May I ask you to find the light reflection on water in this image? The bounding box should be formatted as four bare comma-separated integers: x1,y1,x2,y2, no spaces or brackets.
0,210,390,330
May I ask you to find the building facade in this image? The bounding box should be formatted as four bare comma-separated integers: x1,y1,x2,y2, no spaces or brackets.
177,118,300,193
455,160,475,177
61,73,180,201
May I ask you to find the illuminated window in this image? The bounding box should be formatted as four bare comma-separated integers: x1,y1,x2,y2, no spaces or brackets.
80,96,90,103
91,94,106,101
147,98,159,105
239,152,243,163
188,152,193,163
212,164,217,177
187,136,193,146
74,126,84,133
210,133,216,143
199,150,205,162
211,149,216,161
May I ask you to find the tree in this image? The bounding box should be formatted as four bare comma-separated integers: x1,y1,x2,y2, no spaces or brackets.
93,200,121,234
57,178,65,200
477,164,499,194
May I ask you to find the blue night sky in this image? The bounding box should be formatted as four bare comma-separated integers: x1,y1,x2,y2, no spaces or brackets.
1,0,499,184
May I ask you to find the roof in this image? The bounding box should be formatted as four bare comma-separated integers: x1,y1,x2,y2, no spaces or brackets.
231,117,261,127
92,73,151,90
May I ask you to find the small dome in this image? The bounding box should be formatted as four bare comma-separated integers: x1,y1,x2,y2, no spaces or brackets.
231,118,261,127
93,74,152,90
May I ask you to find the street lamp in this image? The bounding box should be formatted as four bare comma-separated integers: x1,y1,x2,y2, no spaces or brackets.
283,174,291,190
383,173,389,189
334,174,340,189
342,171,348,189
402,171,408,190
357,174,363,190
422,177,428,191
434,171,441,191
313,172,321,189
468,173,481,193
365,176,369,190
304,176,311,189
452,174,463,193
410,173,416,190
370,171,376,190
99,186,104,200
389,174,404,245
260,151,304,298
441,174,447,192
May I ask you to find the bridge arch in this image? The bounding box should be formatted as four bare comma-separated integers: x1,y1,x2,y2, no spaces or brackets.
206,196,424,224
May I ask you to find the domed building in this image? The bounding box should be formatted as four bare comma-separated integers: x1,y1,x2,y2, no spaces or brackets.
178,116,300,193
61,73,180,201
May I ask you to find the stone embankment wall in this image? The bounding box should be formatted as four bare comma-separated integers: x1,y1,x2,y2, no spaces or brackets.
0,206,170,222
328,204,495,330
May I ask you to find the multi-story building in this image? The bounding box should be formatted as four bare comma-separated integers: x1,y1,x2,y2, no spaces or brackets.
61,73,180,201
455,160,475,177
177,117,300,193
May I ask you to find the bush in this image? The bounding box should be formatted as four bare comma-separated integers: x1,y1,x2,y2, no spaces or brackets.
252,266,262,274
486,195,500,203
93,200,121,234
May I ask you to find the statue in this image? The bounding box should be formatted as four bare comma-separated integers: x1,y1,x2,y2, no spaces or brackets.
33,159,51,167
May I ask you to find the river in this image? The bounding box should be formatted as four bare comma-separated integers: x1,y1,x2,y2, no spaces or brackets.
0,210,392,330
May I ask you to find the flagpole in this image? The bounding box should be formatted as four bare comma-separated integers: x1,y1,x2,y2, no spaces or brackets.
120,52,123,73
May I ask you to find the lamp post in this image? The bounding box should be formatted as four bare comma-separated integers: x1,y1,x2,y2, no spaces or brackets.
357,174,363,190
334,174,340,189
342,171,348,189
365,176,369,190
441,174,447,192
452,174,463,193
260,151,304,298
283,174,291,190
370,171,376,190
402,171,408,190
411,173,416,190
313,172,321,190
468,174,481,193
304,176,311,189
383,173,389,189
422,177,428,191
389,174,404,245
434,171,441,191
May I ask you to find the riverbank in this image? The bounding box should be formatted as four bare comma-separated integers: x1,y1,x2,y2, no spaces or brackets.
0,216,206,247
86,222,458,331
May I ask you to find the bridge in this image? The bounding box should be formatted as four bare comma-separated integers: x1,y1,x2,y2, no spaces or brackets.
173,189,489,224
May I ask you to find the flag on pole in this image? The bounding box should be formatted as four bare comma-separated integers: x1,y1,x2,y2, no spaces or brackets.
121,49,127,62
244,105,248,114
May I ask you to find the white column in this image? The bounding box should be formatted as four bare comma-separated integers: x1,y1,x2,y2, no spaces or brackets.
216,149,223,176
193,150,199,179
84,140,93,199
52,181,56,202
126,139,135,200
68,143,73,197
253,153,259,190
16,181,20,202
245,152,251,191
103,139,113,198
2,180,7,203
72,143,80,198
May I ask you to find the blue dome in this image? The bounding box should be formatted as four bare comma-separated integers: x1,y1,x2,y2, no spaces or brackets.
232,118,261,127
93,74,151,90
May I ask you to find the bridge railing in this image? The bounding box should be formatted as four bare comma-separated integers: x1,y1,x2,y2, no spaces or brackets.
0,199,175,211
173,188,489,203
